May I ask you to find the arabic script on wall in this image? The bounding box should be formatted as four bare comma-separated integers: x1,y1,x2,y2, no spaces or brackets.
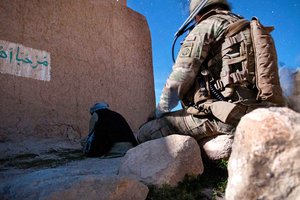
0,40,51,81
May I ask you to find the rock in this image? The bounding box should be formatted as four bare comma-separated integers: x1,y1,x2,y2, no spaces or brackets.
0,135,84,171
49,176,148,200
0,133,82,162
0,134,149,200
288,95,300,112
0,158,149,200
225,107,300,200
200,134,234,161
0,132,8,142
119,135,204,186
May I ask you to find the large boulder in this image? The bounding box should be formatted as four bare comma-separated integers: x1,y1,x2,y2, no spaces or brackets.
0,133,83,171
0,134,148,200
226,107,300,200
119,135,204,186
288,95,300,112
0,158,148,200
49,176,148,200
200,134,234,161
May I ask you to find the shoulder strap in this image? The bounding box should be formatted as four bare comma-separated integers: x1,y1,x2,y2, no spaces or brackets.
198,9,234,23
206,17,250,67
226,19,250,37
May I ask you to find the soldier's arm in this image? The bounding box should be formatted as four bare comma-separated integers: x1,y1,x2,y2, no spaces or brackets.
157,34,211,114
157,17,226,115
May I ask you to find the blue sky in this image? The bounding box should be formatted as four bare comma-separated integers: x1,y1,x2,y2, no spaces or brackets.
127,0,300,105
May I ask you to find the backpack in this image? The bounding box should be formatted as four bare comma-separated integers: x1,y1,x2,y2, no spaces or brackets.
185,11,285,119
223,17,284,105
83,109,137,157
250,17,284,105
206,11,285,106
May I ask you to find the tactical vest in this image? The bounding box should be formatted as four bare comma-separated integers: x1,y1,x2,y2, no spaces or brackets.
190,10,284,107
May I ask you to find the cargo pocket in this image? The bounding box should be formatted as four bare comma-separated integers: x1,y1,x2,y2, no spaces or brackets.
137,119,164,143
184,116,220,141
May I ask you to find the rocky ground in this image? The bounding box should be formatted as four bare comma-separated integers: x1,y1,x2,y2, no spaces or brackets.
1,107,299,200
0,134,148,200
0,132,226,199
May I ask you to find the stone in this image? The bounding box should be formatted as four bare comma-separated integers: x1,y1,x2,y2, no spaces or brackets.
0,157,149,200
225,107,300,200
200,134,234,161
49,176,148,200
288,95,300,113
0,134,150,200
119,135,204,186
0,133,82,165
0,132,8,142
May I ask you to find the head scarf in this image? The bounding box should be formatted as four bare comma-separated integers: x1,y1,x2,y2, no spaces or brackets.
90,102,109,114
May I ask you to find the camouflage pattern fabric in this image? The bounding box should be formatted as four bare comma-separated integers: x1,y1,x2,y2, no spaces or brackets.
137,109,235,143
137,10,249,143
158,12,234,113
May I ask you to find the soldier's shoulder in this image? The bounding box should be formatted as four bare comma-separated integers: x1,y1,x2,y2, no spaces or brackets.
209,13,233,22
194,15,227,31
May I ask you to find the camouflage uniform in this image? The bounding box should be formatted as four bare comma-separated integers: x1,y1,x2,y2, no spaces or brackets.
137,9,258,143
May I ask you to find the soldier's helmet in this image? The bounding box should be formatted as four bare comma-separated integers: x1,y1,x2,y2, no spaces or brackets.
189,0,230,14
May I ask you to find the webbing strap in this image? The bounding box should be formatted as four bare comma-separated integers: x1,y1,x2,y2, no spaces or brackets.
222,32,246,51
224,55,247,65
226,19,250,37
201,10,242,67
198,9,232,23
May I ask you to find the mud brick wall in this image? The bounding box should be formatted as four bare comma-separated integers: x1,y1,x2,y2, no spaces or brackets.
0,0,155,137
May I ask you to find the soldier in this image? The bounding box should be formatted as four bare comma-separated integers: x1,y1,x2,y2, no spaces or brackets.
137,0,284,143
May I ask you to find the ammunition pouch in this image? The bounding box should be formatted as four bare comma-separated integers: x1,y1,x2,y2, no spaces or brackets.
186,100,214,116
187,101,247,126
209,101,247,125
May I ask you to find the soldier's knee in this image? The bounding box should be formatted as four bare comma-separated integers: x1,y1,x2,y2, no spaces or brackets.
136,125,151,144
136,119,166,143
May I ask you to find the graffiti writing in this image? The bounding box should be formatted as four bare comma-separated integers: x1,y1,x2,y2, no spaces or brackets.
0,40,51,81
0,46,49,69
